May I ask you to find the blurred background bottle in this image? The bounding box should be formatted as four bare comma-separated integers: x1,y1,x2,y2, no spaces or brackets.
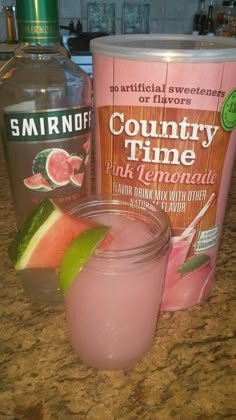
193,0,207,35
2,5,18,43
215,0,236,37
206,0,214,35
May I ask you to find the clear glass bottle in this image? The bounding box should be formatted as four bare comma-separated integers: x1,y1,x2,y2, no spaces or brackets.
0,0,92,304
0,0,92,226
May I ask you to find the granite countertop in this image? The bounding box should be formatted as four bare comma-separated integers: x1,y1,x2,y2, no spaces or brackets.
0,141,235,420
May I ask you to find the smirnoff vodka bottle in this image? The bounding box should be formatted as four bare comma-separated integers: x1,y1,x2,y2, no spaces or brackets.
0,0,92,304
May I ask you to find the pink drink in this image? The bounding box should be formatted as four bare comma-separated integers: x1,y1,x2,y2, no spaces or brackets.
64,197,170,370
163,229,195,290
160,228,215,312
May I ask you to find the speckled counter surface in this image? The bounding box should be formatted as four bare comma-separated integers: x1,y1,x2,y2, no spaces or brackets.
0,141,236,420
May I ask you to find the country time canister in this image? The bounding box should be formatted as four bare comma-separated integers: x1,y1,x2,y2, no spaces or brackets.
90,34,236,311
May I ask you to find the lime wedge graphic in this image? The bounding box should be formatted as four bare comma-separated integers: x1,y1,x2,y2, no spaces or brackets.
59,226,110,295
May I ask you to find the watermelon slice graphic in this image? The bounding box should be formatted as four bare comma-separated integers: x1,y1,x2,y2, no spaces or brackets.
24,173,52,192
70,172,84,188
67,154,83,173
83,138,90,154
32,148,73,188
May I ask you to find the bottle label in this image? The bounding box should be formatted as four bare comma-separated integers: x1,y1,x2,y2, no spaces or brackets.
93,55,236,311
4,107,92,141
3,106,92,224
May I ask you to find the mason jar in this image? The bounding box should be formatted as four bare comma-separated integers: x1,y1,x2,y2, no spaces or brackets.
64,194,170,370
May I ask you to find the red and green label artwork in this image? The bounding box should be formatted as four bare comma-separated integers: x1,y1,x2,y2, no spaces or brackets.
3,106,92,224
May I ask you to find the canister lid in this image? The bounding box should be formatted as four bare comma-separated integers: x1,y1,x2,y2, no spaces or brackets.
90,34,236,63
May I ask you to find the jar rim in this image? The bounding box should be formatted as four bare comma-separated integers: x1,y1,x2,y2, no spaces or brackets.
68,194,171,261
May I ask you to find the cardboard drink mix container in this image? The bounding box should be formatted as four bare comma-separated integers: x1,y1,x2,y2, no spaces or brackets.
90,34,236,311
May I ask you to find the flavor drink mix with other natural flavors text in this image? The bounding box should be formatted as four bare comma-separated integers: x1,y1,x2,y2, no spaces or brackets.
91,35,236,311
0,0,92,303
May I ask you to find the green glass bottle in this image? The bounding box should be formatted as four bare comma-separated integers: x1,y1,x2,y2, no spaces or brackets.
0,0,92,304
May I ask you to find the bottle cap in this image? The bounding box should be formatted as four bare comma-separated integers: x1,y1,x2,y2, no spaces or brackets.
16,0,60,43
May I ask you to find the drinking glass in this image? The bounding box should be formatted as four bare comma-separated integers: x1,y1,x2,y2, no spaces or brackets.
64,194,170,369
